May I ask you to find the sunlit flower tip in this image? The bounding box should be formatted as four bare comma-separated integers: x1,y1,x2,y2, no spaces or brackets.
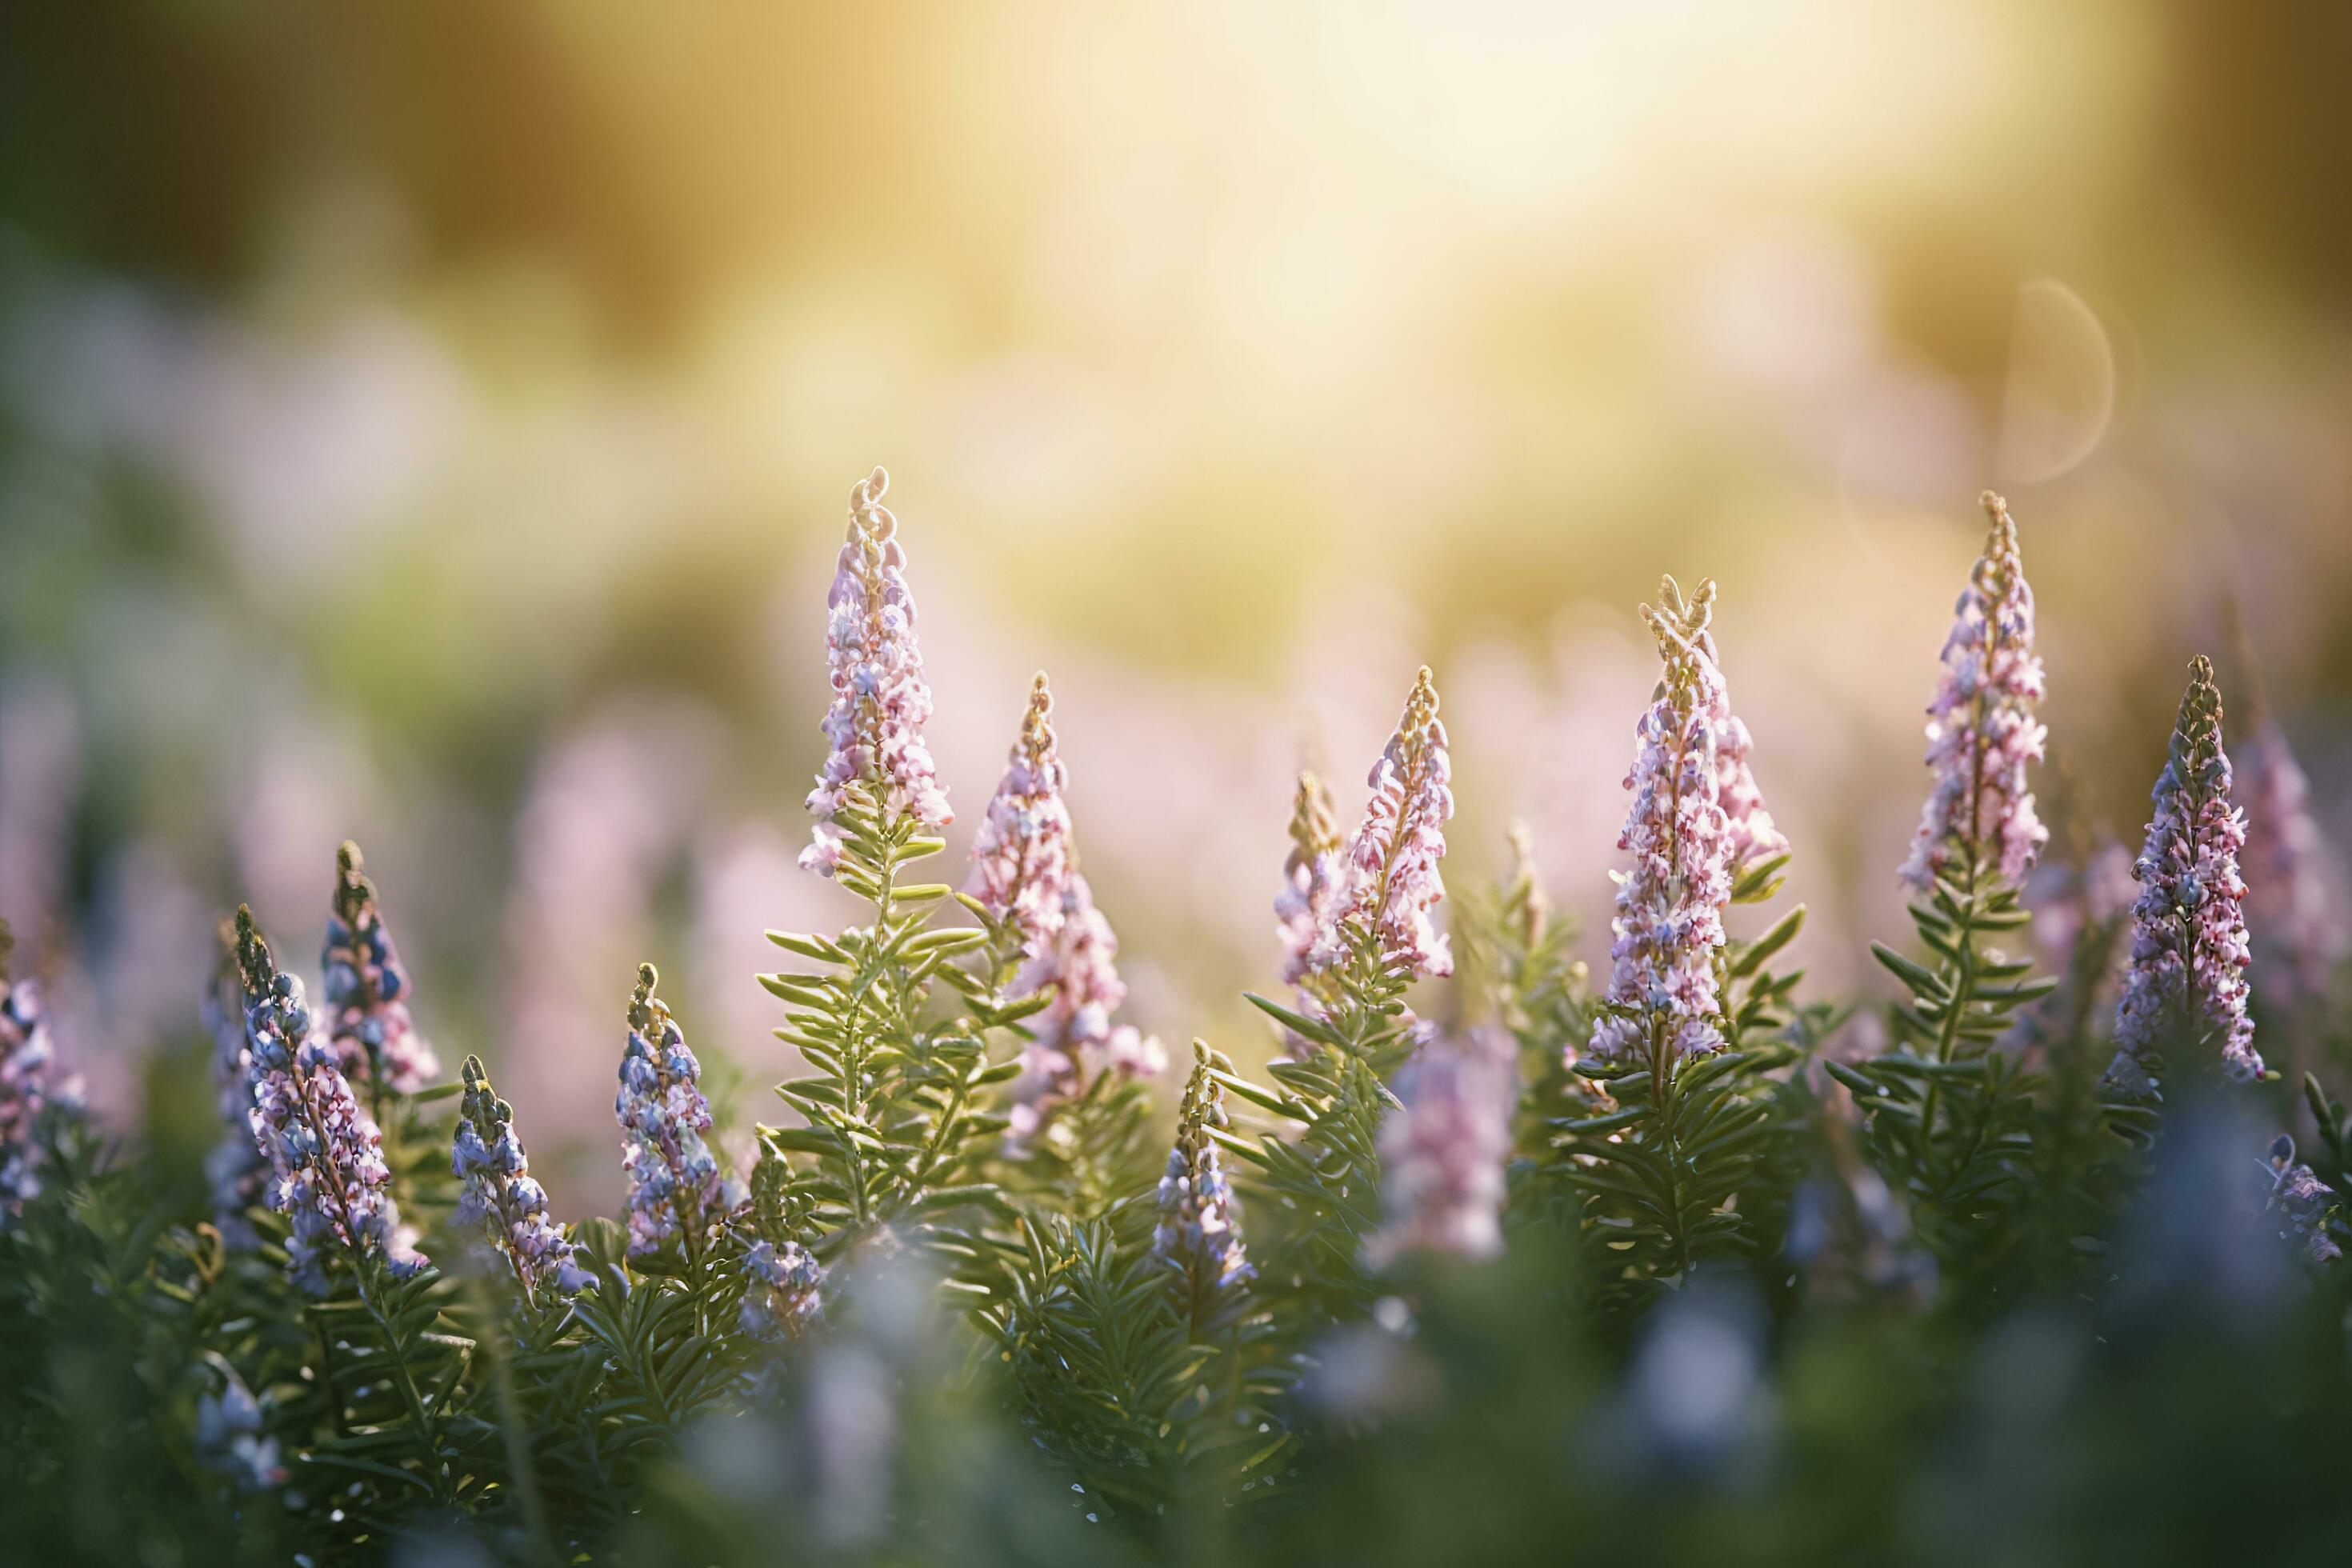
1006,876,1164,1138
1275,769,1346,988
964,672,1078,950
1899,490,2050,892
1153,1042,1254,1301
233,906,420,1292
1586,579,1738,1065
2238,721,2347,1011
196,1367,287,1491
2110,658,2262,1087
202,917,267,1246
454,1054,594,1302
2266,1134,2342,1266
1369,1026,1514,1267
0,919,63,1223
322,841,441,1095
615,962,722,1258
1312,666,1456,982
802,466,952,874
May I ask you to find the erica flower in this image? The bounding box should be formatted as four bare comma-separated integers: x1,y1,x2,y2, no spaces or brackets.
1900,492,2049,892
802,466,952,876
1310,666,1455,982
2264,1135,2342,1266
1005,876,1165,1140
201,918,268,1248
234,907,421,1293
1368,1026,1515,1267
196,1366,287,1492
1588,577,1759,1063
323,841,441,1096
1154,1041,1254,1325
2109,658,2262,1091
0,920,62,1223
454,1055,595,1306
1274,769,1345,991
2237,721,2346,1014
616,962,723,1259
963,673,1077,956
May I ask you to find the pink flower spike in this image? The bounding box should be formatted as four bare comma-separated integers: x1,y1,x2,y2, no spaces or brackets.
1310,666,1455,983
2109,657,2262,1090
1274,769,1345,992
1900,491,2049,893
802,466,951,875
2238,720,2346,1014
964,673,1077,956
1369,1026,1515,1267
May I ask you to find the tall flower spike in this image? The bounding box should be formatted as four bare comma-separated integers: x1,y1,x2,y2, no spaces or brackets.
1368,1026,1515,1266
1588,577,1739,1063
1005,875,1165,1140
2238,720,2346,1014
963,673,1076,954
202,917,268,1248
1310,666,1456,982
1154,1041,1254,1323
0,920,61,1223
802,466,952,876
2109,658,2262,1091
1275,769,1345,990
615,962,722,1258
1901,490,2049,891
454,1055,595,1305
234,906,420,1293
323,841,441,1096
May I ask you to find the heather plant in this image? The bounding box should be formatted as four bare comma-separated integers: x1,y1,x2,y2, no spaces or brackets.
10,475,2352,1566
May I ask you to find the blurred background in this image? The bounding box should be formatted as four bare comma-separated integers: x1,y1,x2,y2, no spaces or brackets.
3,1,2349,1215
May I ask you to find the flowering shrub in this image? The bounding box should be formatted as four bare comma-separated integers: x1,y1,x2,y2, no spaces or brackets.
4,474,2351,1565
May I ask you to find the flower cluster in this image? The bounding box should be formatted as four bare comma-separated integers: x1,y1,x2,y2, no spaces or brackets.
963,673,1077,956
1368,1026,1515,1266
1005,877,1165,1140
201,918,267,1247
322,840,441,1095
235,908,420,1293
802,466,952,875
0,921,62,1222
1274,769,1344,991
740,1147,825,1342
195,1366,286,1492
1900,491,2049,892
616,962,723,1258
1310,666,1455,982
1588,577,1767,1062
2110,658,2262,1090
454,1054,595,1304
2265,1135,2342,1266
2237,720,2346,1014
1153,1041,1254,1312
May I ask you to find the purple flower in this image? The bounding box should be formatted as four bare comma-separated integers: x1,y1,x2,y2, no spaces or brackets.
196,1366,286,1491
741,1238,826,1342
2237,721,2346,1014
201,918,268,1248
454,1054,596,1305
1153,1041,1254,1314
2109,658,2262,1090
963,673,1077,956
615,962,723,1259
802,466,952,876
0,921,62,1223
1588,577,1769,1064
1005,876,1165,1141
2264,1135,2342,1266
234,908,422,1293
1310,666,1456,983
1368,1026,1515,1266
1900,492,2048,892
1274,769,1346,993
322,841,441,1096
